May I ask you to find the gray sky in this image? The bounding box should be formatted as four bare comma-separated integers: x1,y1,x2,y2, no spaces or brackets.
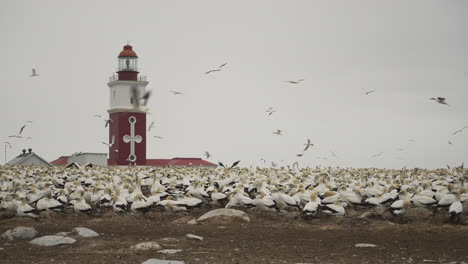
1,0,467,169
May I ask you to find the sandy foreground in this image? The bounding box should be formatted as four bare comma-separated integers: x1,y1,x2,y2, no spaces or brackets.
0,208,467,264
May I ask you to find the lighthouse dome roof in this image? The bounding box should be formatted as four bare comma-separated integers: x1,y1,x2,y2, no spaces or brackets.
118,45,138,58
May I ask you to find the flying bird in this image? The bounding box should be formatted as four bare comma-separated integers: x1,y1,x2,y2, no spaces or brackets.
362,88,376,95
430,97,449,106
30,68,39,77
271,162,277,167
102,136,115,148
266,107,276,116
153,136,164,139
448,141,453,145
104,119,113,128
205,63,227,74
371,152,384,158
218,160,240,168
297,153,304,157
452,125,468,136
148,121,155,131
93,114,102,118
273,129,283,136
3,142,11,149
303,139,314,151
204,151,212,159
141,90,151,106
284,79,304,84
19,125,26,135
170,90,183,95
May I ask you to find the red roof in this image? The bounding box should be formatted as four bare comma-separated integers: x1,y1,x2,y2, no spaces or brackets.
50,156,68,165
118,45,138,58
146,158,217,167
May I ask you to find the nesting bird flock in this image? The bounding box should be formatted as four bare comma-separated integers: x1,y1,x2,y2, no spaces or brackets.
0,165,466,222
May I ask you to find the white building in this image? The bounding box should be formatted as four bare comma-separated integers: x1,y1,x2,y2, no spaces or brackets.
5,149,52,167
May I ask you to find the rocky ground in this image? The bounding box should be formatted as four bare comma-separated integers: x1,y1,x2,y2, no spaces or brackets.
0,208,467,264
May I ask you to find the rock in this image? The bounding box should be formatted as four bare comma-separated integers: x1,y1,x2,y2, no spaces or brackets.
142,259,184,264
72,227,99,238
30,236,76,246
55,232,71,236
355,243,377,248
172,216,197,225
131,241,162,251
187,219,198,225
157,249,183,254
197,209,250,223
1,227,38,241
185,234,203,241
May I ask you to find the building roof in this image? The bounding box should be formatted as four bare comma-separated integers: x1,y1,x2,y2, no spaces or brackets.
145,158,217,167
118,45,138,58
50,156,69,166
6,152,53,167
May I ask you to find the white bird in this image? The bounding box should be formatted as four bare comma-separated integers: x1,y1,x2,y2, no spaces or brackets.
148,121,155,131
102,136,115,148
304,139,314,151
205,63,227,74
284,79,304,84
390,199,411,216
449,191,462,223
153,136,164,139
130,194,149,213
16,198,37,218
452,125,468,136
36,192,63,212
266,107,276,116
302,192,321,217
273,129,283,136
362,88,376,95
74,197,92,213
322,200,345,216
104,119,113,128
170,90,183,95
205,151,212,159
430,97,449,106
30,68,39,77
253,192,278,213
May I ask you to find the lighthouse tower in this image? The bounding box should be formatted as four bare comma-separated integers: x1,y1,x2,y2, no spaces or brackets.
107,45,148,166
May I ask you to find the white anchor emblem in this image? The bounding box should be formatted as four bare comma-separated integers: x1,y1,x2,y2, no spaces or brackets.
123,116,142,162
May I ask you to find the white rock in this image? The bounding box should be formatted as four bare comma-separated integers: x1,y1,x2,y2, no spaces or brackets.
355,243,377,248
131,241,162,251
157,249,183,254
142,259,184,264
187,219,198,225
185,234,203,241
1,227,38,240
30,236,76,246
55,232,71,236
72,227,99,238
197,209,250,223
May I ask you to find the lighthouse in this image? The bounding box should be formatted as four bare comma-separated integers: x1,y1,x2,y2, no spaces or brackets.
107,45,148,166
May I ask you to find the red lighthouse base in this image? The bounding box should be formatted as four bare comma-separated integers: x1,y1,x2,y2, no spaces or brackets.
108,112,146,166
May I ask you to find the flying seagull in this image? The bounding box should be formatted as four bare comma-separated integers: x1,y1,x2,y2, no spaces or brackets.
153,136,164,139
205,63,227,74
170,90,183,95
104,119,113,128
148,121,155,131
141,90,151,106
430,97,449,106
296,153,304,157
448,141,453,145
273,129,283,136
19,125,26,135
303,139,314,151
271,162,277,167
362,88,376,95
371,152,384,158
30,68,39,77
204,151,212,159
93,114,102,118
284,79,304,84
266,107,276,116
452,125,468,136
218,160,240,168
102,136,115,148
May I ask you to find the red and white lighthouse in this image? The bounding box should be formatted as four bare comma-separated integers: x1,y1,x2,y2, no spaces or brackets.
107,45,148,166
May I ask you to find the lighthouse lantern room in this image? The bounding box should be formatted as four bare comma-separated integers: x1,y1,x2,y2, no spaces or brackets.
107,44,148,166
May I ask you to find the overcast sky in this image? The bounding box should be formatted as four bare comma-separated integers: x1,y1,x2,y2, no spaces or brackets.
1,0,467,169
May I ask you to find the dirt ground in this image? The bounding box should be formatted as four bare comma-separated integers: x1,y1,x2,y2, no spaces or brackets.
1,208,467,264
